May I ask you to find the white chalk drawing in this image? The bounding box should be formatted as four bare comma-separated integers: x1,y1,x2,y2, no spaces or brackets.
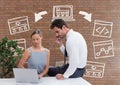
52,5,75,21
93,40,114,59
35,11,47,22
14,38,26,50
8,16,30,35
79,11,92,22
93,20,113,38
55,61,64,66
84,61,105,78
55,60,69,66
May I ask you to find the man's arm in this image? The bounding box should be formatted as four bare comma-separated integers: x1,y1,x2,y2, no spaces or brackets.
63,38,80,78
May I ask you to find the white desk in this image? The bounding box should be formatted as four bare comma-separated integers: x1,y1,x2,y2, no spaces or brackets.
0,77,92,85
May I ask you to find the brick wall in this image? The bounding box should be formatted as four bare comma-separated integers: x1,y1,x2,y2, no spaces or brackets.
0,0,120,85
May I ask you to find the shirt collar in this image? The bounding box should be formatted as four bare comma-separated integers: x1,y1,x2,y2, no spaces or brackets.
66,29,73,39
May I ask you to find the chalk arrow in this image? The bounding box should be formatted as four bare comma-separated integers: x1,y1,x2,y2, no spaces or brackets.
79,11,92,22
35,11,47,22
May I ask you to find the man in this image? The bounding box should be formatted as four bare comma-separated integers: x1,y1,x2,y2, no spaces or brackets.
48,19,88,80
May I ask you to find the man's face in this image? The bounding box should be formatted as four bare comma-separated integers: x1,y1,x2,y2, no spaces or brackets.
53,26,65,39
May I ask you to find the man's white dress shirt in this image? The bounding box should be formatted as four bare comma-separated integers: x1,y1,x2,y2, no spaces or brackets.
60,29,88,78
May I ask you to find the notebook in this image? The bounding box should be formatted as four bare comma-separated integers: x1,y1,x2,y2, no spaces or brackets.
13,68,39,83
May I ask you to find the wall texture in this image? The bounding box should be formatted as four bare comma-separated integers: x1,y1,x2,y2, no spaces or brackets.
0,0,120,85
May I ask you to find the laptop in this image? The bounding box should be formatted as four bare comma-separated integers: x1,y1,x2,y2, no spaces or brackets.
13,68,39,83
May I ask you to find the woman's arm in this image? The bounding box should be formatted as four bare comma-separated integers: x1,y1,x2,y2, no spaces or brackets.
18,49,30,68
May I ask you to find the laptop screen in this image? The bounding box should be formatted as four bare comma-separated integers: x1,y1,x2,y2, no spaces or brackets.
13,68,39,83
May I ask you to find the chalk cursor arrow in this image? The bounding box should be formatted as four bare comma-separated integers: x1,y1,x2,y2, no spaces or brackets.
79,11,92,22
35,11,47,22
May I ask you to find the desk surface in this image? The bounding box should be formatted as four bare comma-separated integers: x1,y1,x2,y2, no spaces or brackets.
0,77,91,85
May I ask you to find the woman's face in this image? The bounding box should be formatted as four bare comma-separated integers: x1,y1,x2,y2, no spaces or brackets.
31,34,42,47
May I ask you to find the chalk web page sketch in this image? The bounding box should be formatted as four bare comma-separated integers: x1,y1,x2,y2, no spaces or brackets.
93,20,113,38
12,38,26,56
52,5,75,21
84,61,105,78
8,16,30,35
55,61,64,66
55,60,68,66
14,38,26,50
93,40,114,59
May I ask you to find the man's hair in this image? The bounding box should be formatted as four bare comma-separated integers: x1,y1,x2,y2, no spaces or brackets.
31,29,43,38
50,19,68,29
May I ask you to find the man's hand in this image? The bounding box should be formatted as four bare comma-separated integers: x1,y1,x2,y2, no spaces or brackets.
56,74,64,80
56,36,63,46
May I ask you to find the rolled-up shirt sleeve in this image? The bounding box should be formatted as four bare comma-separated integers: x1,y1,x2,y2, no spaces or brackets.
60,29,87,78
63,38,80,78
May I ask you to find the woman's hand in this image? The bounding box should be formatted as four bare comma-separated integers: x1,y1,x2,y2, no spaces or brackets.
38,74,43,79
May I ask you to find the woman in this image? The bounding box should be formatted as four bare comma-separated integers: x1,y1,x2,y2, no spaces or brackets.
18,29,50,79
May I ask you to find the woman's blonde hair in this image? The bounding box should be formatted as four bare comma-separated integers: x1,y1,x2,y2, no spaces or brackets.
31,29,43,38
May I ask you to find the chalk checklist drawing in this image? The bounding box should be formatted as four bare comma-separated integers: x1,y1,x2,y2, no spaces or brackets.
93,40,114,59
52,5,75,21
84,61,105,78
93,20,113,38
8,16,30,35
